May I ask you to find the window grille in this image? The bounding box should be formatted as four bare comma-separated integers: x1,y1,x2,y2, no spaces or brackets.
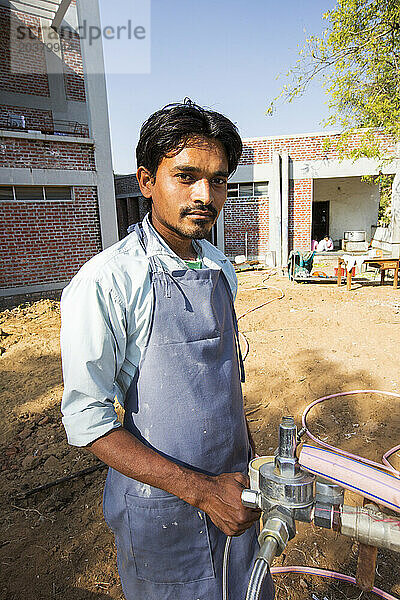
0,185,72,202
227,181,268,198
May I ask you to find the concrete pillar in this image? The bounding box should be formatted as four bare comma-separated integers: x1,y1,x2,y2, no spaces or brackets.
41,7,88,126
41,22,68,120
270,152,282,266
216,208,225,254
281,151,289,266
76,0,118,249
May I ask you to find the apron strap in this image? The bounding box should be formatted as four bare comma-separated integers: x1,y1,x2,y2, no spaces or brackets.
135,222,171,297
219,271,246,383
236,334,246,383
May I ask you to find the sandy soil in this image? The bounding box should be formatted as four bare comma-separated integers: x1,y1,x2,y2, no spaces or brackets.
0,272,399,600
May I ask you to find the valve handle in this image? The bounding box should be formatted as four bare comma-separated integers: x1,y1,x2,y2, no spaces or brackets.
241,488,260,509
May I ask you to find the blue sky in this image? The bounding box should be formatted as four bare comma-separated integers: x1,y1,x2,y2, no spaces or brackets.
99,0,336,174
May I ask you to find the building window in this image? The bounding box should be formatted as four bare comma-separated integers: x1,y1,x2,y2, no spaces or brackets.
15,186,44,201
44,187,72,201
0,186,72,201
227,181,268,198
0,187,14,201
254,182,269,196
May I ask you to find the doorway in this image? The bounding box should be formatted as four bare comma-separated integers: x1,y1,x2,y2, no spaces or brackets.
312,201,330,242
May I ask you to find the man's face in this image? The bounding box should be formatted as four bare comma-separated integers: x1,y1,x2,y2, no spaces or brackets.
138,136,229,239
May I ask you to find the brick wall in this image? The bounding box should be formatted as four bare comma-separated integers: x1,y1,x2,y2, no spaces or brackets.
230,131,395,256
0,2,104,296
0,105,53,131
114,174,150,238
115,174,142,196
0,136,96,170
0,186,102,288
138,197,150,221
0,5,86,102
223,185,311,256
60,30,86,102
289,179,313,250
240,131,395,165
0,6,50,96
224,198,269,257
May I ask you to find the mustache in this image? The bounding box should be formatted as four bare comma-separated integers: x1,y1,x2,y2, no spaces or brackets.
180,205,217,218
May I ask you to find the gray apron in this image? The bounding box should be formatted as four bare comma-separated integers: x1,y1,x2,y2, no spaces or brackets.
103,223,274,599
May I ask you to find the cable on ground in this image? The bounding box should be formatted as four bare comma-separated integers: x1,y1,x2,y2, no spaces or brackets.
237,272,285,361
270,566,399,600
302,390,400,477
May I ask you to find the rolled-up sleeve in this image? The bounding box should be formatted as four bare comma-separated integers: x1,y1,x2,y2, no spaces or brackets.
60,275,127,447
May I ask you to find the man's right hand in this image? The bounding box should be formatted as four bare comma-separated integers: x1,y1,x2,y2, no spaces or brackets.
198,472,261,536
88,429,260,537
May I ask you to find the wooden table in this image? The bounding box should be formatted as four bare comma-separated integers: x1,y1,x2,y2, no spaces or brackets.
337,257,399,290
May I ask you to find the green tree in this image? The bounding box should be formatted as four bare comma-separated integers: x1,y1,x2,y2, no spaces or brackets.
269,0,400,161
270,0,400,247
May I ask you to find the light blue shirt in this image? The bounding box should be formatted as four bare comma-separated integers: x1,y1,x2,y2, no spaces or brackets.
60,214,238,447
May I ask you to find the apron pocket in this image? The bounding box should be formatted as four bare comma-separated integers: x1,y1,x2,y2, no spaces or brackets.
125,493,215,584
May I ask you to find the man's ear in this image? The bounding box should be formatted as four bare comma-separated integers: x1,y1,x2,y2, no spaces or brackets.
136,166,154,199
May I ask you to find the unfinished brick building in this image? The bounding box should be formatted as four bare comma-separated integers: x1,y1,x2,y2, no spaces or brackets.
114,132,397,265
114,174,150,239
0,0,118,304
223,131,397,264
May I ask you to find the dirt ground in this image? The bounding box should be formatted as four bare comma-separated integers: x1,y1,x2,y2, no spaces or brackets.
0,270,399,600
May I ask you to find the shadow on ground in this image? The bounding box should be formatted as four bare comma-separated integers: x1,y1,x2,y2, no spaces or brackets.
244,350,399,599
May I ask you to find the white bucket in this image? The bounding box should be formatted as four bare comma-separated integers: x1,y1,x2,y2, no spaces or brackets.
249,456,274,491
265,251,276,267
235,255,247,265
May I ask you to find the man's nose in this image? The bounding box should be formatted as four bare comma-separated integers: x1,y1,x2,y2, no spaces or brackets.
191,179,212,204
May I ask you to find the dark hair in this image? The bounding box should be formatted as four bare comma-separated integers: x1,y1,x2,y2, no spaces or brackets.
136,99,242,177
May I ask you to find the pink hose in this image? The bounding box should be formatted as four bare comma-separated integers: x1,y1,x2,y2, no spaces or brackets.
384,444,400,470
270,566,399,600
302,390,400,477
299,444,400,513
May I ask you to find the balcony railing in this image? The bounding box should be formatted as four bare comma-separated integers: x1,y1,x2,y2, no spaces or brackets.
0,116,90,138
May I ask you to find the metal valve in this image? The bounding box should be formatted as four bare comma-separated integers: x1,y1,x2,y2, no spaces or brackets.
241,488,260,509
259,416,315,522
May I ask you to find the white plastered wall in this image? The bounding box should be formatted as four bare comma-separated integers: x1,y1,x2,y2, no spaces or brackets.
313,176,379,242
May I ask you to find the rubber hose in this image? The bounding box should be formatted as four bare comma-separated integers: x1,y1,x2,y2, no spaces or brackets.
302,389,400,476
222,535,232,600
270,566,399,600
245,559,270,600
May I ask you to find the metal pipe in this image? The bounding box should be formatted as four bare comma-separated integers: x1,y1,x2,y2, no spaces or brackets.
245,538,278,600
278,416,296,458
340,505,400,553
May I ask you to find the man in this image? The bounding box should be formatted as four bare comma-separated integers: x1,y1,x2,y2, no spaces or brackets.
61,100,274,599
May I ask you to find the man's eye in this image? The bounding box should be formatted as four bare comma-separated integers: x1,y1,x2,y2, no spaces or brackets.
213,178,227,185
176,173,193,182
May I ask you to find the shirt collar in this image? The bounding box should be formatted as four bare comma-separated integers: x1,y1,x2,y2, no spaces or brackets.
141,213,227,270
